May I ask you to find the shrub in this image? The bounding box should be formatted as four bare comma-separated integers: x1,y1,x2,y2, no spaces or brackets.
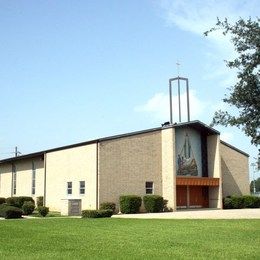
100,202,116,213
163,199,168,211
22,201,35,215
0,204,23,219
6,196,35,208
6,197,20,207
243,195,260,208
36,196,44,207
256,197,260,208
0,197,6,205
38,206,49,217
119,195,142,214
82,209,113,218
223,195,260,209
17,197,35,208
230,196,244,209
223,197,233,209
255,197,260,208
143,195,164,213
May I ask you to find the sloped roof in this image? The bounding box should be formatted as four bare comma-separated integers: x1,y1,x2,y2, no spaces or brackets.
0,120,248,164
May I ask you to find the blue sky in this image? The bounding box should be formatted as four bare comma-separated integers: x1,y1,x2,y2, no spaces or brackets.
0,1,259,179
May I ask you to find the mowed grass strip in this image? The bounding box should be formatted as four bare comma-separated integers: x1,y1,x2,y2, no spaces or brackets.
0,218,259,259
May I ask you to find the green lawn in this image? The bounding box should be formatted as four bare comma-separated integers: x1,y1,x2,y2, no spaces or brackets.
0,218,259,259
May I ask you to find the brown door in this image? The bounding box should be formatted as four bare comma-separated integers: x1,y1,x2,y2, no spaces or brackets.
189,186,203,207
177,186,187,207
202,187,209,207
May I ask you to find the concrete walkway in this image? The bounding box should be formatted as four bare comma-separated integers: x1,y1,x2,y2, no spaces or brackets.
1,209,259,220
112,208,260,219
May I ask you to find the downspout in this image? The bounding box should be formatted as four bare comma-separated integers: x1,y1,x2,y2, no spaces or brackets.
96,141,99,210
43,153,47,206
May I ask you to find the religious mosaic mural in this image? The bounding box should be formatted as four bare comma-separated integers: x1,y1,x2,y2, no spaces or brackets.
177,133,198,175
175,128,202,176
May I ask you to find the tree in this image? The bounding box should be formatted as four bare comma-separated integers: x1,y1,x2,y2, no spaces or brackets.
205,18,260,148
250,177,260,193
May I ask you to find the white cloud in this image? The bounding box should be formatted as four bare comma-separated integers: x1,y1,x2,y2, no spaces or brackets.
159,0,259,36
135,89,206,122
220,132,234,143
159,0,259,54
157,0,259,86
135,92,169,121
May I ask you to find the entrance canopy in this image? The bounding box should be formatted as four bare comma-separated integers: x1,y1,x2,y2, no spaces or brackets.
176,177,219,186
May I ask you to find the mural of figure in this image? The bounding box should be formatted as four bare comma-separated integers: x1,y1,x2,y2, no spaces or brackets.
177,133,198,176
177,155,184,173
177,154,182,170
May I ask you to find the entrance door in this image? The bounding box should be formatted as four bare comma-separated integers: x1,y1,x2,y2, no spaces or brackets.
68,199,82,216
189,186,204,207
202,187,209,207
176,186,187,208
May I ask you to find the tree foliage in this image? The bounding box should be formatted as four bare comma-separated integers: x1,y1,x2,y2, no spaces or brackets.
250,177,260,193
205,18,260,147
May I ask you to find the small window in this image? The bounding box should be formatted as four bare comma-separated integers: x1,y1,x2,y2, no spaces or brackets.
67,182,72,195
145,181,153,194
79,181,85,195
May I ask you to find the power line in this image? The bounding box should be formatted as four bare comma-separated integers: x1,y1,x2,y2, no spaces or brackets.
0,147,22,157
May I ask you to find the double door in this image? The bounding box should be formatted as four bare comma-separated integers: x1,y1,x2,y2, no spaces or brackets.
176,186,209,208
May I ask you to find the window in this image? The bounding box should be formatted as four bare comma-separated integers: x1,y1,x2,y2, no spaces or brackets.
67,182,72,195
12,165,17,195
79,181,85,195
32,162,36,195
145,181,153,194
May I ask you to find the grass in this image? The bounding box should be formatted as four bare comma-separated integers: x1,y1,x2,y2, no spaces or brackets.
0,218,259,259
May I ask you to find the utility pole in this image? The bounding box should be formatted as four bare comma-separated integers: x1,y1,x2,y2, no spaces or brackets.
257,154,260,171
14,147,21,157
251,162,257,194
253,167,256,194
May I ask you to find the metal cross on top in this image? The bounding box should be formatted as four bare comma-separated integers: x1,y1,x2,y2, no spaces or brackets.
176,61,180,76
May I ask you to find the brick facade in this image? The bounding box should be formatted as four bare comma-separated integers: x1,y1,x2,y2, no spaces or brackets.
99,131,162,210
220,142,250,197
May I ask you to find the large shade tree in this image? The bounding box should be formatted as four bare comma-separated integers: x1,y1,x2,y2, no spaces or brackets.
205,18,260,155
250,177,260,193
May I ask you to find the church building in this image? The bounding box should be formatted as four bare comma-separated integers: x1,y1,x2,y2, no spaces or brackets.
0,120,249,215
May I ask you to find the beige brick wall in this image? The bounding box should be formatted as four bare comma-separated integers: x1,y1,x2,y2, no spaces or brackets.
16,158,44,199
0,163,12,197
220,142,250,197
207,135,222,208
161,127,176,210
0,157,44,199
33,158,45,199
45,144,97,212
99,131,162,210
